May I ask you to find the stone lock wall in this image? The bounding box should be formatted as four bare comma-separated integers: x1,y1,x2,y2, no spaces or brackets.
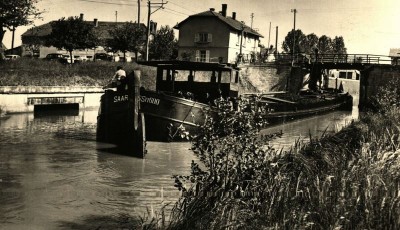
239,64,304,94
360,65,400,109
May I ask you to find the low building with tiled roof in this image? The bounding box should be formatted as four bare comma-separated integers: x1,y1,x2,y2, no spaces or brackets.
389,48,400,65
174,4,263,64
21,15,146,59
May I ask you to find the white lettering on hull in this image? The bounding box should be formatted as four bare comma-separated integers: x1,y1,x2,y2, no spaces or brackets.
140,96,160,105
113,95,129,103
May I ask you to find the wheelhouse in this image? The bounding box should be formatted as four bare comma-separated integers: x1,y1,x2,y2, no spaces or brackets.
138,61,241,104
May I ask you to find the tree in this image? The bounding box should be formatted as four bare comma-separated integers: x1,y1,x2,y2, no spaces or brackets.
149,25,178,60
0,0,42,57
46,16,99,63
332,36,347,54
318,35,333,54
304,33,319,54
282,29,306,54
282,30,347,57
106,22,145,62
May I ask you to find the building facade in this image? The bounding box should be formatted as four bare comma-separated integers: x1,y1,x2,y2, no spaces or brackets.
20,15,146,60
174,4,263,64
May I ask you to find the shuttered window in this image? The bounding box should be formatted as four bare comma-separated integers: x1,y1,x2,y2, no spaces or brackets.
195,33,212,43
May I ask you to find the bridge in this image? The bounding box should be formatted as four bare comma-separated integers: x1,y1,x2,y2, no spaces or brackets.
250,53,400,109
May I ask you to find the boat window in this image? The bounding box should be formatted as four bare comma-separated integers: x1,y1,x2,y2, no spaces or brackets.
356,73,360,80
347,72,353,79
339,72,346,79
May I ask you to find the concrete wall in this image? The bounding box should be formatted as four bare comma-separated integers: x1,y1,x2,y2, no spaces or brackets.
0,86,103,113
359,65,400,108
239,65,301,93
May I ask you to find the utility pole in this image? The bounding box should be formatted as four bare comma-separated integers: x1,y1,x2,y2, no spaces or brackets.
115,11,118,23
291,9,297,64
267,22,271,48
238,24,244,64
145,0,167,61
250,13,254,29
137,0,140,23
11,26,15,52
275,26,278,55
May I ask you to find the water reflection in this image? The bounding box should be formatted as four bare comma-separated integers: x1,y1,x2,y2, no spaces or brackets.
0,100,359,229
0,110,195,229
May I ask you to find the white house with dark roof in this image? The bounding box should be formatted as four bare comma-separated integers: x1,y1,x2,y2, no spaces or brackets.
174,4,263,64
21,14,146,60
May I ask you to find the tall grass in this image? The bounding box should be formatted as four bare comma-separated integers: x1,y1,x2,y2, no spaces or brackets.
0,58,156,89
158,82,400,229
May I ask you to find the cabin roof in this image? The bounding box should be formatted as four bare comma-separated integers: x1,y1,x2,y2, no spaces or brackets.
137,60,240,71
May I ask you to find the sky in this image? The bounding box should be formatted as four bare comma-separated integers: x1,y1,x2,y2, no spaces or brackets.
3,0,400,56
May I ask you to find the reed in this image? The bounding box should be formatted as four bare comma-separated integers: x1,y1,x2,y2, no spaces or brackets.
163,84,400,229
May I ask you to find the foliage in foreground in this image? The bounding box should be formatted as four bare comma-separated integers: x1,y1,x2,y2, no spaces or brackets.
145,84,400,229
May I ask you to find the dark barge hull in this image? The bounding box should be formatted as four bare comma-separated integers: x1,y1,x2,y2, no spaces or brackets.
97,89,210,143
139,90,210,142
263,93,353,124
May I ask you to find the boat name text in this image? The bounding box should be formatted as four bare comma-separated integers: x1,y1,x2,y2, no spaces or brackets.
140,96,160,105
114,95,129,103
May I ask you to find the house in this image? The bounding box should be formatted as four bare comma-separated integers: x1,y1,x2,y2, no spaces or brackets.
21,14,146,60
389,48,400,65
173,4,263,64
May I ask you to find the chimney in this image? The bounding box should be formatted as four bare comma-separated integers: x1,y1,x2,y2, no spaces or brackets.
94,18,98,27
80,13,84,20
232,12,236,20
222,4,227,17
210,8,215,12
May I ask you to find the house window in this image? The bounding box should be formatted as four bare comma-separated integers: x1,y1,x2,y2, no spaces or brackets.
195,33,212,43
195,50,210,62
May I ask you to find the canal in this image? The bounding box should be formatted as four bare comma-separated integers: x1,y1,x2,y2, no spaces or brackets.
0,98,359,229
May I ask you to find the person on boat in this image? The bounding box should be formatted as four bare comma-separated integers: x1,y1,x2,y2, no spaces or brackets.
112,66,127,91
113,66,126,81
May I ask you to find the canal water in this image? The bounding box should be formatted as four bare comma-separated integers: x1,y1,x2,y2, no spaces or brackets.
0,98,359,229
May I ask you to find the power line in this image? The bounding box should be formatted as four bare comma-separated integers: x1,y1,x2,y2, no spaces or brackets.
163,7,189,16
168,1,196,13
76,0,137,6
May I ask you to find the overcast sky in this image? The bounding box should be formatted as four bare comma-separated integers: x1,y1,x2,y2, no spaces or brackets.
3,0,400,56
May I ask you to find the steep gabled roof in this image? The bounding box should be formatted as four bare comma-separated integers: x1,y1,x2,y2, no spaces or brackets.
389,48,400,57
174,10,263,38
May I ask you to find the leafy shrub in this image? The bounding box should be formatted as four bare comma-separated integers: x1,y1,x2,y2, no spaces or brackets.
165,91,400,229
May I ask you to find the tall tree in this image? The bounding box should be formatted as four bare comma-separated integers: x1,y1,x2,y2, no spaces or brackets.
332,36,347,62
0,0,42,57
149,25,177,60
332,36,347,54
304,33,319,54
282,29,306,54
46,16,99,63
318,35,333,54
107,22,145,61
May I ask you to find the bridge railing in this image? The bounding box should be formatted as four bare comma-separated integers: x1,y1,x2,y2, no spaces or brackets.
252,53,395,66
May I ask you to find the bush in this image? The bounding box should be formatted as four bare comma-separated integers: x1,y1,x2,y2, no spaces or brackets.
164,91,400,229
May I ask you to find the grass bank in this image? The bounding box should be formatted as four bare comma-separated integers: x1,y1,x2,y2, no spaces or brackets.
142,82,400,229
0,58,156,89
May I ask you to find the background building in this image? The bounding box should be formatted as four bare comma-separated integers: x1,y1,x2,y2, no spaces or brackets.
174,4,263,64
19,14,146,60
